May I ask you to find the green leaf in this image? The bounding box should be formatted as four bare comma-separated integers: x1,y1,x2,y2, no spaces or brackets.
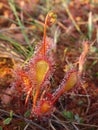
78,100,84,105
74,114,84,123
24,110,31,117
0,126,2,130
95,72,98,77
62,110,74,120
10,110,13,118
92,60,97,66
3,118,12,125
90,128,95,130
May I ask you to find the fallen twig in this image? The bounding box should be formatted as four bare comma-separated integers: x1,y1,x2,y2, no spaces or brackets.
0,109,46,130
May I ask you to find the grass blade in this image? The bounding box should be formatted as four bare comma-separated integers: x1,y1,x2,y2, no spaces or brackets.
88,12,93,40
62,0,82,34
8,0,33,53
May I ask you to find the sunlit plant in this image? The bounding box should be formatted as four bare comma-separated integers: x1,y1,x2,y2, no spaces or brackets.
13,11,90,117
